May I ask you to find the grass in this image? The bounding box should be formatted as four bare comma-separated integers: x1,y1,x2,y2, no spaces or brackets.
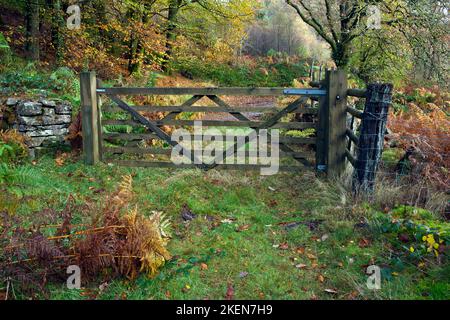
1,156,448,300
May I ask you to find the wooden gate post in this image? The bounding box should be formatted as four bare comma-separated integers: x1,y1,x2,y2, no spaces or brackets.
353,83,393,192
316,69,348,177
80,71,100,165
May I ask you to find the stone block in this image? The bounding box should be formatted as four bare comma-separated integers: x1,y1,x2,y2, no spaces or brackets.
39,99,57,107
55,103,72,115
18,115,41,126
42,114,71,125
24,126,69,137
6,98,19,106
17,101,43,116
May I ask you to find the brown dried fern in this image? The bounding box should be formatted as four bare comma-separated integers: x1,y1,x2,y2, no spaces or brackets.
0,175,172,297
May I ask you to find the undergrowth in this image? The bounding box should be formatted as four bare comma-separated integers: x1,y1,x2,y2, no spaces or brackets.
0,174,171,298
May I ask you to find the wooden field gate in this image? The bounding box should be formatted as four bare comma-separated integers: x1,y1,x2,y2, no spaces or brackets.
80,70,392,183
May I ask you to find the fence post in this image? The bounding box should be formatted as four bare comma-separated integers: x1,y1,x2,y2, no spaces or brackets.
316,69,347,177
80,71,100,165
353,83,393,192
96,78,104,162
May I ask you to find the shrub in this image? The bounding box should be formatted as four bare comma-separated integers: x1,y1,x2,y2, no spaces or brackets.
388,101,449,190
173,56,308,87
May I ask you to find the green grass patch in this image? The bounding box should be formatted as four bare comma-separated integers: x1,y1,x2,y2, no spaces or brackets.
0,156,448,300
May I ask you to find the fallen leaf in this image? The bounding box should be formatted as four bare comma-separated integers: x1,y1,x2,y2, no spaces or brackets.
296,247,305,254
358,238,371,248
55,157,65,167
200,263,208,270
324,288,338,294
398,233,410,243
182,284,191,293
165,290,171,298
318,274,325,283
225,284,234,300
268,199,278,207
221,218,235,224
236,224,250,232
181,204,196,221
279,242,289,250
306,253,317,260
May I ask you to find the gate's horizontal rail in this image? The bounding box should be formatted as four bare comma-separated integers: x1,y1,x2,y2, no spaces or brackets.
102,119,317,130
104,159,307,172
102,133,317,145
101,105,319,114
347,88,367,98
346,106,363,119
97,87,324,96
102,146,312,159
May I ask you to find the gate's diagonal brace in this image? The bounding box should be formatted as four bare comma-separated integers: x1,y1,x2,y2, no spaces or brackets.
205,97,311,170
106,95,208,170
206,95,249,121
162,95,204,121
258,97,309,129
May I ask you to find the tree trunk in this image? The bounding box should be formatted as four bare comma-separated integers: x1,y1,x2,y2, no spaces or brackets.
162,0,182,72
332,43,350,68
48,0,64,65
127,9,149,75
128,35,144,75
25,0,40,61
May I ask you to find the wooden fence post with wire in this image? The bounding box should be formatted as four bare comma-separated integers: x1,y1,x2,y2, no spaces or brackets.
345,84,394,192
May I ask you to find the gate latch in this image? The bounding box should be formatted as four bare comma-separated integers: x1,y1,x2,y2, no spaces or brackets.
283,89,327,96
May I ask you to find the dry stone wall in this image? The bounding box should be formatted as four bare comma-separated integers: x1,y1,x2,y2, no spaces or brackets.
2,98,72,157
